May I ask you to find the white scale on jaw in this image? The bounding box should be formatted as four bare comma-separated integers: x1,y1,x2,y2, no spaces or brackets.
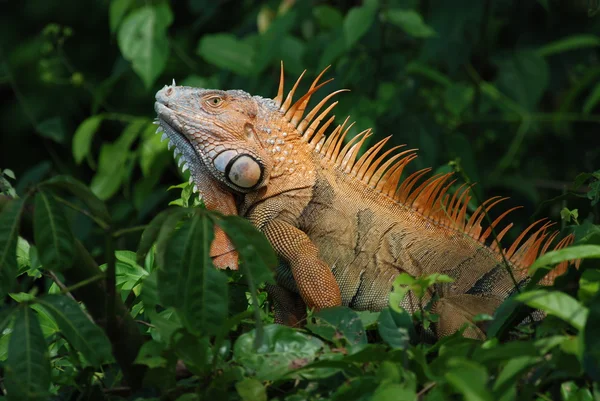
155,122,201,197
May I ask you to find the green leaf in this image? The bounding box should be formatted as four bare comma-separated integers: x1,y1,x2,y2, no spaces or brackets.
236,378,267,401
492,356,540,399
137,208,184,265
5,307,50,401
172,331,211,375
233,324,325,380
117,4,172,88
343,4,376,49
579,269,600,304
583,82,600,114
215,214,275,347
139,122,168,176
109,0,134,33
306,307,367,353
445,358,492,401
385,9,436,38
516,290,588,331
113,250,148,291
90,120,145,200
377,307,414,349
134,339,168,368
72,116,102,164
33,191,75,271
373,383,417,401
0,199,24,298
314,5,343,29
197,34,256,76
494,51,549,110
3,169,16,180
529,245,600,275
40,175,111,224
583,291,600,381
36,295,112,366
214,214,276,285
537,34,600,57
140,268,159,310
36,117,66,144
158,212,228,335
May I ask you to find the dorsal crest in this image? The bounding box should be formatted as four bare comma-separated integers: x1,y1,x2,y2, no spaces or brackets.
272,62,576,284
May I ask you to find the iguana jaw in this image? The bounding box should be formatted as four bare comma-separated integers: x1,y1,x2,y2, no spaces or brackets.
155,89,241,270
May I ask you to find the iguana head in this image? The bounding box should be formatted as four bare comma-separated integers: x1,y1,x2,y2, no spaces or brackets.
155,86,273,194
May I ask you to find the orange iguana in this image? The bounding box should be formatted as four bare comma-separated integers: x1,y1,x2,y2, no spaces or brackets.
154,65,574,338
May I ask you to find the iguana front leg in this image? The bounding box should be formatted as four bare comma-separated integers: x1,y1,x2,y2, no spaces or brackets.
262,220,342,310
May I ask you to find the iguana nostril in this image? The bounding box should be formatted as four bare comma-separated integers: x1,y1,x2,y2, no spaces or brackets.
166,87,173,96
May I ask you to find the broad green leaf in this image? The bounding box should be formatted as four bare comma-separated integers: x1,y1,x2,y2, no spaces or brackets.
378,307,414,349
140,269,159,310
158,213,228,335
343,4,376,49
314,5,343,29
109,0,133,33
516,290,588,331
214,214,276,285
147,308,182,344
529,245,600,275
40,175,111,224
445,358,493,401
113,250,148,291
90,119,146,200
172,331,211,376
233,324,325,380
215,214,275,347
155,208,189,269
134,339,168,368
0,199,24,298
254,11,296,73
372,383,417,401
139,123,169,176
137,208,185,265
5,307,50,401
579,269,600,304
306,307,367,353
37,295,112,366
3,169,16,180
36,117,66,144
583,291,600,381
117,4,172,88
0,307,15,334
537,34,600,57
583,82,600,114
197,34,256,76
72,116,102,164
385,9,436,38
492,356,540,399
33,191,75,271
494,51,549,110
236,378,267,401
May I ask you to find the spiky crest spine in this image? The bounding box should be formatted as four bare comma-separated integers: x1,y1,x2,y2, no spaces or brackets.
272,62,576,284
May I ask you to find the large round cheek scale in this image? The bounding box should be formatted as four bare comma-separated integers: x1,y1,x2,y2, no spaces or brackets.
228,155,262,188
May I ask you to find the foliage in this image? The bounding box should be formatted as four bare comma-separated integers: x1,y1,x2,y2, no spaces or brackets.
1,0,600,400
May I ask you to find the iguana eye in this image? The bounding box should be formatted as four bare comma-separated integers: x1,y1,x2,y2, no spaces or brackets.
205,96,224,108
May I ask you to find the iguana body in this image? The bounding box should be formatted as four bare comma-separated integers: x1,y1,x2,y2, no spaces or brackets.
154,66,573,338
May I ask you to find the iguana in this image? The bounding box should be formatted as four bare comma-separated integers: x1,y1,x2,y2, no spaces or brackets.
154,65,575,338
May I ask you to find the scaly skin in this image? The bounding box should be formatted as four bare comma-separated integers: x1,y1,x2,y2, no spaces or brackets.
154,67,574,338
